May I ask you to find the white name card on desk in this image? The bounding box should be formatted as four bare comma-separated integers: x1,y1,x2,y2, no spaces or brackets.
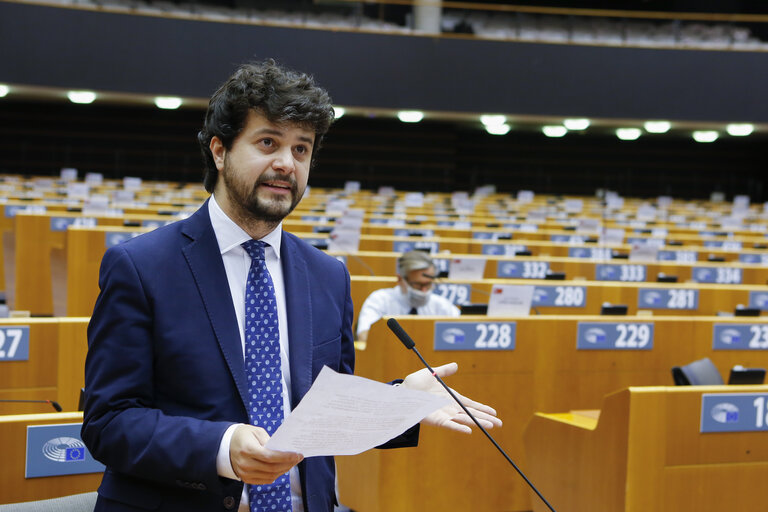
488,284,534,317
60,167,78,181
404,192,424,207
564,199,583,213
448,258,486,280
517,190,534,203
325,199,350,214
328,231,360,252
67,182,89,200
113,190,135,203
600,228,625,244
123,177,142,190
85,172,103,185
343,180,361,193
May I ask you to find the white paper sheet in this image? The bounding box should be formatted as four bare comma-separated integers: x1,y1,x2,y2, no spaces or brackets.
265,366,449,457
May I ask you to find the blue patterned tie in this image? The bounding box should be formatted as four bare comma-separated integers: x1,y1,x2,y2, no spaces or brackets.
241,240,292,512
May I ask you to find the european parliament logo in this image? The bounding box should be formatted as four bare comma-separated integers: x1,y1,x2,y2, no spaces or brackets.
584,328,607,344
42,437,86,462
597,266,616,279
441,328,466,345
710,403,739,424
642,291,662,306
719,328,741,345
533,288,549,304
26,423,104,478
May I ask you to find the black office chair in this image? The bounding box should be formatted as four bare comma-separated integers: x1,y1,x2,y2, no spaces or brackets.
671,357,724,385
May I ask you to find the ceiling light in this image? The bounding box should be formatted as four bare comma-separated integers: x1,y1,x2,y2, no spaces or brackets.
0,85,9,98
67,91,96,104
542,125,567,137
563,118,590,130
480,115,506,127
616,128,642,141
644,121,671,133
333,106,346,119
726,123,753,136
154,96,182,110
692,130,718,143
397,111,424,123
485,123,511,135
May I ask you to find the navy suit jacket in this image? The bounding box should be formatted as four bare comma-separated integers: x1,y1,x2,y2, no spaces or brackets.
82,201,417,512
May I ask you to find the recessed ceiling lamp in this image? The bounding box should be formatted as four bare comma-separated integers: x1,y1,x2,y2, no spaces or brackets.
480,115,507,127
486,123,511,135
67,91,96,104
692,130,718,143
397,111,424,123
563,118,590,130
542,125,567,138
616,128,642,141
154,97,183,110
726,123,754,136
333,106,346,119
644,121,671,133
0,85,9,98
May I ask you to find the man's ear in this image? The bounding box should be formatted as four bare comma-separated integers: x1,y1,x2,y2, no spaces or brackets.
210,136,226,171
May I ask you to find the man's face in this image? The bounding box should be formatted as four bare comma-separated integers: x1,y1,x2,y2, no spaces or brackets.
211,110,314,223
398,265,436,294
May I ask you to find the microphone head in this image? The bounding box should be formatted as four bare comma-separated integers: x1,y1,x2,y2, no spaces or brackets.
50,401,63,412
386,318,415,349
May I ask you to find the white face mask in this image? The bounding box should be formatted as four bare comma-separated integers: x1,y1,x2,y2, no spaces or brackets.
405,285,431,309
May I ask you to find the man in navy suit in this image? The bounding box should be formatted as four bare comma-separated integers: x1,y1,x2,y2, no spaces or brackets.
82,60,500,512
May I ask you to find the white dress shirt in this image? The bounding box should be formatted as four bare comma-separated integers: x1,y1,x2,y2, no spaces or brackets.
356,285,460,336
208,195,304,512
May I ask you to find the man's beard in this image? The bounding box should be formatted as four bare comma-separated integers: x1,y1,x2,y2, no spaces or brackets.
221,161,304,224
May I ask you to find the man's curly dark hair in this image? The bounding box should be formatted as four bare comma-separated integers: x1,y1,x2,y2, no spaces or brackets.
198,59,335,193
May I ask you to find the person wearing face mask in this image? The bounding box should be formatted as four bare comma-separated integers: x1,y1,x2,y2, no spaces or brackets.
356,250,460,342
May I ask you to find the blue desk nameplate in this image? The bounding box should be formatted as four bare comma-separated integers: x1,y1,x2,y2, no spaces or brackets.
712,324,768,350
568,247,612,260
393,241,439,253
105,232,143,248
481,244,527,256
691,267,743,284
434,321,516,351
50,217,97,231
26,423,105,478
532,286,586,307
749,291,768,310
576,322,654,350
0,326,30,361
433,283,471,305
739,253,768,265
595,264,647,282
701,393,768,433
637,288,699,310
657,250,697,262
497,261,550,279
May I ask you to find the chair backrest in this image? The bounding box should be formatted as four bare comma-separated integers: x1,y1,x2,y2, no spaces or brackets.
671,357,724,385
0,492,97,512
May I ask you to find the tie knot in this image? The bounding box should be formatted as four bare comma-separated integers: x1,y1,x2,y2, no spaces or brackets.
241,239,267,261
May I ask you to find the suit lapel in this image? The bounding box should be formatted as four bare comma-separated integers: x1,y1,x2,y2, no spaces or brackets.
281,233,314,409
180,203,249,413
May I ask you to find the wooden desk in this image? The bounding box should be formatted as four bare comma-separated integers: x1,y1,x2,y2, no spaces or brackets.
0,412,101,504
524,386,768,512
337,316,768,512
0,318,89,414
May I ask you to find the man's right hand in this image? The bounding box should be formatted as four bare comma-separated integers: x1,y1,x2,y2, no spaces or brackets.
229,424,303,485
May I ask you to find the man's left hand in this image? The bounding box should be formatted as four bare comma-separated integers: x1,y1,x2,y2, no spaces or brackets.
401,362,502,434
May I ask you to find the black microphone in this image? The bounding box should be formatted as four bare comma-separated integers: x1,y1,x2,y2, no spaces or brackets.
386,318,556,512
0,399,63,412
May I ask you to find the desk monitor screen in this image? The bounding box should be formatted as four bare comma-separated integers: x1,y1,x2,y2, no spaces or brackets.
460,304,488,315
728,367,766,385
601,304,628,315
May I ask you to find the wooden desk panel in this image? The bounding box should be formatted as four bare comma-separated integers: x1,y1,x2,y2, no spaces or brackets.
338,316,768,512
0,318,89,415
0,412,101,504
524,386,768,512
